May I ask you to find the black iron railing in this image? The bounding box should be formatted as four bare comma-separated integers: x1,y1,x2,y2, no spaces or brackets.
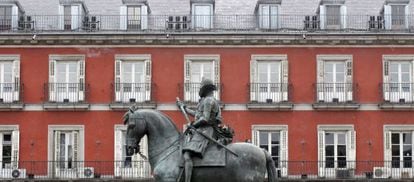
314,83,357,103
248,83,291,103
4,160,414,180
0,82,23,103
44,83,89,103
111,82,155,103
0,14,412,33
381,83,414,103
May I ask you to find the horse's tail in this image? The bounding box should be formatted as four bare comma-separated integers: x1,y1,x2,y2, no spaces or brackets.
264,149,277,182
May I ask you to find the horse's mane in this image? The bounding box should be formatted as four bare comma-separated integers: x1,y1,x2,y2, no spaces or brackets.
135,109,181,136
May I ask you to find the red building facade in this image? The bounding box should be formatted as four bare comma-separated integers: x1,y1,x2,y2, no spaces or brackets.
0,0,413,180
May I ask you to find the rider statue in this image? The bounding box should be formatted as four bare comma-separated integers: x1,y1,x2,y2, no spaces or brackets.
176,78,222,182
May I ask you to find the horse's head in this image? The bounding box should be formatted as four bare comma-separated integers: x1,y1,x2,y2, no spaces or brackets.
123,108,147,156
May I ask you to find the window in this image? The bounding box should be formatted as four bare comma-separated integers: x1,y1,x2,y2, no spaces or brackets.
58,4,84,30
319,4,346,29
324,132,347,168
250,55,288,103
0,6,12,30
382,55,414,103
120,4,148,30
49,55,85,103
114,55,151,103
384,125,414,178
48,125,84,178
0,56,20,103
114,125,150,178
384,4,408,30
316,55,353,103
318,125,355,178
258,4,279,29
252,125,288,177
0,126,19,171
184,55,220,103
192,4,213,29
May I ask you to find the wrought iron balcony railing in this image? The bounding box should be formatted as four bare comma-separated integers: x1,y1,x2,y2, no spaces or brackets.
0,14,412,33
248,83,291,103
111,82,155,103
314,83,357,103
381,83,414,104
44,83,89,103
4,160,414,180
0,82,23,103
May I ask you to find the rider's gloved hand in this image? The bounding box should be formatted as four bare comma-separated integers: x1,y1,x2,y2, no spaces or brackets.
176,100,186,109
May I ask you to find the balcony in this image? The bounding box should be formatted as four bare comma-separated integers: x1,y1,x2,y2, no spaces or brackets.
0,14,412,34
313,83,359,110
247,83,293,110
43,83,90,110
178,82,222,107
379,83,414,110
0,82,24,110
109,83,156,110
6,160,414,180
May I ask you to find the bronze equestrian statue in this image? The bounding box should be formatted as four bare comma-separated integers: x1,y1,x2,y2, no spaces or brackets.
123,79,277,182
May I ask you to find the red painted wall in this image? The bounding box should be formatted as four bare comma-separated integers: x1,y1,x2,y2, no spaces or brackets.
0,46,413,167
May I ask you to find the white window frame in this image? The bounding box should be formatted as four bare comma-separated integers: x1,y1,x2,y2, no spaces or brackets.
114,125,150,178
184,55,220,103
119,4,148,30
58,3,85,30
257,4,280,29
319,4,347,29
317,125,356,178
0,4,19,30
0,55,19,103
384,3,409,30
0,125,19,170
384,125,414,178
252,125,288,177
316,55,353,103
47,125,84,178
49,55,85,103
250,54,288,103
191,3,213,29
383,55,414,103
114,54,151,103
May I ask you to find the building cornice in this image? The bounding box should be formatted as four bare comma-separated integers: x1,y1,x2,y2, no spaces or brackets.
1,33,414,46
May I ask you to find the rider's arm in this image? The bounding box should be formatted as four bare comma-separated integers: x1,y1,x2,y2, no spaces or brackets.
185,107,196,116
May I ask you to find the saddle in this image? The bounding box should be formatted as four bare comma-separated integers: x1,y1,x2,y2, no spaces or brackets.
179,142,227,167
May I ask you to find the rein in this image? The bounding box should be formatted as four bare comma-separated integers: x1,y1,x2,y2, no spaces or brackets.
149,135,181,165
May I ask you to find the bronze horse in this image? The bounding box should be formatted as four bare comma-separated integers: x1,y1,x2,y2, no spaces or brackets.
124,109,277,182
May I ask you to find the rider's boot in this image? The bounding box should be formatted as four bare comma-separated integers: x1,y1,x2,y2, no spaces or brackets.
184,152,193,182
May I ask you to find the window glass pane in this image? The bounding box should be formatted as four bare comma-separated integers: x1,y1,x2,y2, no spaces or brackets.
337,133,346,145
271,132,280,144
336,73,344,82
392,145,400,156
325,62,333,73
259,132,268,149
403,145,412,156
336,63,345,72
401,73,410,82
134,62,144,83
401,63,410,72
2,62,12,83
390,63,399,73
326,5,341,26
325,133,334,144
392,157,400,168
325,145,334,156
271,146,279,156
403,133,412,144
326,157,334,168
337,157,347,168
272,157,279,168
2,145,11,168
337,145,347,156
392,133,400,144
403,157,412,168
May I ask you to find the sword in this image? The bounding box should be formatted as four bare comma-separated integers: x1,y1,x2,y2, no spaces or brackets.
176,97,239,157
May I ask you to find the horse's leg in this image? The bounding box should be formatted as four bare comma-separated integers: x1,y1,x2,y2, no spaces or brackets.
183,152,193,182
